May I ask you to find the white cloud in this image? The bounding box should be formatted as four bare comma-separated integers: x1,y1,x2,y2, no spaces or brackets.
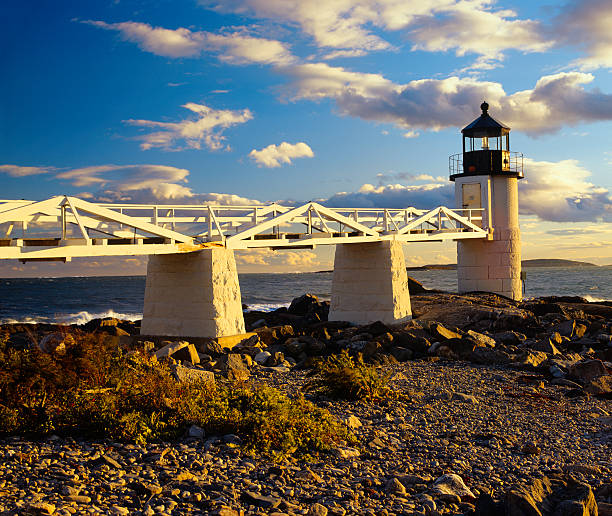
84,20,206,57
285,64,612,134
325,182,453,209
409,3,551,63
201,0,547,66
124,103,253,151
249,142,314,167
554,0,612,70
2,162,263,204
235,248,321,268
0,165,55,177
519,158,612,222
206,31,295,65
83,20,294,65
322,157,612,223
55,164,194,199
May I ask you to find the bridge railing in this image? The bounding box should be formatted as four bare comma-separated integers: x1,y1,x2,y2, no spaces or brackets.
0,197,487,259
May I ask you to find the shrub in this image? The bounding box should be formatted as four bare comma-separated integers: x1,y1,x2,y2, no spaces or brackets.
0,332,352,457
305,349,391,401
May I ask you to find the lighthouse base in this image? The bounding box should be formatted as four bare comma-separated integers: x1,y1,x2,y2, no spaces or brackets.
457,228,522,300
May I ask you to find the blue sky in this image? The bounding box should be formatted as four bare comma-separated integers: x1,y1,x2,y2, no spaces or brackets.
1,0,612,276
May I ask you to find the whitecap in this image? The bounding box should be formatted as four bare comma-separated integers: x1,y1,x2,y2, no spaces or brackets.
59,310,143,325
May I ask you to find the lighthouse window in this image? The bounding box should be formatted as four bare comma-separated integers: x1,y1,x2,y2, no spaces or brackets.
481,136,489,150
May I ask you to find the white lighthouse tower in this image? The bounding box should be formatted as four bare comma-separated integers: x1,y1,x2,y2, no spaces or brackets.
450,102,524,300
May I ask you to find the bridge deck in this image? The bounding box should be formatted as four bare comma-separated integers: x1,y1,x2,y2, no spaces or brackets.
0,196,488,261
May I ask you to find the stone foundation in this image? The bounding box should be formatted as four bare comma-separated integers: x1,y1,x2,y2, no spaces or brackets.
328,240,412,325
141,248,245,338
456,176,522,300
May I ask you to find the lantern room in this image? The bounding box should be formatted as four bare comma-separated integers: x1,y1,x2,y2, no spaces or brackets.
449,101,523,181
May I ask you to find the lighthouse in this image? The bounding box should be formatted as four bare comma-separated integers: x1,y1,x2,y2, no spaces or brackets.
450,102,524,300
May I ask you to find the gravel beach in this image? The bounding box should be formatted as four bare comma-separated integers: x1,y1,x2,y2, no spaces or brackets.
1,291,611,515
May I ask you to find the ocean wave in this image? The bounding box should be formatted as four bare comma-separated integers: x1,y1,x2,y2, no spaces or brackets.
243,303,288,313
62,310,143,325
0,316,52,325
1,310,144,325
584,294,612,303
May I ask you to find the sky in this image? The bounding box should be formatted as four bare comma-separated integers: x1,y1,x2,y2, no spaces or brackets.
1,0,612,277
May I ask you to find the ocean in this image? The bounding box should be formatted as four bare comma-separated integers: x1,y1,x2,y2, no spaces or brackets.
0,266,610,325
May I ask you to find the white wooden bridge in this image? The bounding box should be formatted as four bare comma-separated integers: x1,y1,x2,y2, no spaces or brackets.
0,195,488,262
0,195,496,338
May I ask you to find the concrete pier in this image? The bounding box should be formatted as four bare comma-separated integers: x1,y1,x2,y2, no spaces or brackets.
456,175,522,300
328,240,412,325
141,248,245,338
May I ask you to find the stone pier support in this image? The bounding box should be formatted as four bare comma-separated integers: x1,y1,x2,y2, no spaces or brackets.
141,248,245,338
328,240,412,325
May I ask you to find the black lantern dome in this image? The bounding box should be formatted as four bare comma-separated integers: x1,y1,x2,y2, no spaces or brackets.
449,102,523,181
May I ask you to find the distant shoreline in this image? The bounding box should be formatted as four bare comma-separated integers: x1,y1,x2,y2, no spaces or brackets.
315,258,599,273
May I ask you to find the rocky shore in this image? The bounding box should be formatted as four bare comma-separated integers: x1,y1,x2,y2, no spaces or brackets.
1,288,611,516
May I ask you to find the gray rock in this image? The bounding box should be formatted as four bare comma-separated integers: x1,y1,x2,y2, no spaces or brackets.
514,350,549,369
533,339,561,355
155,341,200,364
172,364,215,384
187,424,205,439
308,503,329,516
505,477,554,516
254,351,272,365
218,354,251,381
431,473,474,500
467,330,496,348
569,360,608,382
240,490,281,508
386,477,407,496
452,392,479,404
342,415,362,429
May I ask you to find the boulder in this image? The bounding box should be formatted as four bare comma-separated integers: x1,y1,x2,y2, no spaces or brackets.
523,302,566,316
533,339,561,355
430,323,463,341
154,341,200,365
391,346,413,362
392,331,430,354
514,350,549,369
254,351,272,365
218,354,250,381
555,482,598,516
407,275,429,293
553,320,577,337
284,337,307,356
172,364,215,384
288,294,328,319
469,347,512,365
569,360,608,382
386,477,407,496
467,330,496,348
584,375,612,395
495,331,527,346
431,473,475,502
505,477,554,516
444,336,480,357
254,325,294,345
360,321,392,337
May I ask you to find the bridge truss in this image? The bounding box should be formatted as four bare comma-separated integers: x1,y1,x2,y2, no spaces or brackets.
0,196,488,261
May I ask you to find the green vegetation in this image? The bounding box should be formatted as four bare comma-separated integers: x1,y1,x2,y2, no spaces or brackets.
0,332,352,458
305,350,391,401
